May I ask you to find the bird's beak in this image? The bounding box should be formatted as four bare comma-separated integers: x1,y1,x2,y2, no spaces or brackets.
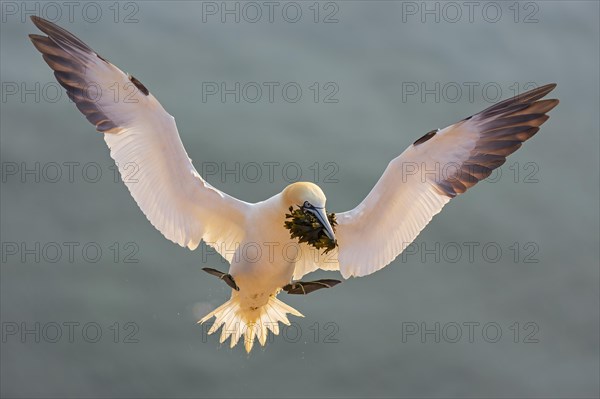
307,207,336,242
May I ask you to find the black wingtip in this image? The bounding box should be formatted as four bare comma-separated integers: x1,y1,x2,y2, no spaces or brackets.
28,33,41,42
29,15,93,53
30,15,50,31
430,82,559,198
30,15,63,35
536,83,557,97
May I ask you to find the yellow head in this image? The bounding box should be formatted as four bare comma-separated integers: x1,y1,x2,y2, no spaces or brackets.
282,182,335,240
282,182,327,208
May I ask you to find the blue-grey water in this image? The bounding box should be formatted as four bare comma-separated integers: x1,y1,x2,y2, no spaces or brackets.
1,1,598,398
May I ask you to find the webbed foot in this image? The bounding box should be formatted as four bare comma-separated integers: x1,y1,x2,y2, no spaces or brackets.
202,267,240,291
282,279,341,295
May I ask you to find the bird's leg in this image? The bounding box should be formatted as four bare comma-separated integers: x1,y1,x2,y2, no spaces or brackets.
202,267,240,291
282,279,341,295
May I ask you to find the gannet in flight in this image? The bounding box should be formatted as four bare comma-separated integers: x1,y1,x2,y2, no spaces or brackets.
30,16,559,352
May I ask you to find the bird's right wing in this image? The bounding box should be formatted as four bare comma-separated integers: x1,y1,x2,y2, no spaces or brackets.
29,16,250,260
330,84,558,278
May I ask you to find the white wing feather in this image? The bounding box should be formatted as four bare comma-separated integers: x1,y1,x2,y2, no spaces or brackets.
302,84,558,279
30,16,249,260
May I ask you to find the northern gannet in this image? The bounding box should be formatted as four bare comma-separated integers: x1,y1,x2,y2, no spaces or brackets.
29,16,559,352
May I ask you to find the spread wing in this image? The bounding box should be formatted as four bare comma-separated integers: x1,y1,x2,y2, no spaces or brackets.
29,16,250,261
298,84,558,279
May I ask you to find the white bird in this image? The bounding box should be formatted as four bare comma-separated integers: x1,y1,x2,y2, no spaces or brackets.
30,16,558,352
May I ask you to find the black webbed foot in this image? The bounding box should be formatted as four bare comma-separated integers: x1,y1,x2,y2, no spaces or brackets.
283,279,341,295
202,267,240,291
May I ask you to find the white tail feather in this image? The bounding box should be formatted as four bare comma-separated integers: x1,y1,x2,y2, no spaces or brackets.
199,294,303,352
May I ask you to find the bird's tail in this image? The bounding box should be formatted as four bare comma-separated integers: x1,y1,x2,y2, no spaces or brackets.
198,294,303,352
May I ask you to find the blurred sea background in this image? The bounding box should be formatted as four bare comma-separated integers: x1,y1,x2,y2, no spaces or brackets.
1,1,598,397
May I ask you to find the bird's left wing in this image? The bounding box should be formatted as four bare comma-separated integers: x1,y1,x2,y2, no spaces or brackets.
29,16,250,260
305,84,558,279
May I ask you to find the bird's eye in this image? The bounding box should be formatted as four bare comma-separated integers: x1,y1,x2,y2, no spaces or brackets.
303,201,312,208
